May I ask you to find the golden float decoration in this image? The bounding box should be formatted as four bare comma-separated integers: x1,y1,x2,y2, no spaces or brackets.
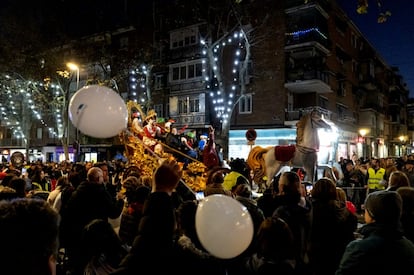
120,101,207,192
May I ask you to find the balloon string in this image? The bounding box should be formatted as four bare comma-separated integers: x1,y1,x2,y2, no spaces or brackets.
75,104,87,128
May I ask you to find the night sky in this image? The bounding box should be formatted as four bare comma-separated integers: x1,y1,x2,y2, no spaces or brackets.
1,0,412,96
338,0,414,97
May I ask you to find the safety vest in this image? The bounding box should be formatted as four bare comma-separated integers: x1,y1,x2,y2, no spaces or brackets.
223,171,248,191
367,167,386,190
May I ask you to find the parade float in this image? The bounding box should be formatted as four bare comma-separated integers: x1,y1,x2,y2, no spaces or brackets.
68,86,208,193
119,101,208,193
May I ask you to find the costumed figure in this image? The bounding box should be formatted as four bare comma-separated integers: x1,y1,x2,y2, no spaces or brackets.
180,133,198,169
142,109,161,150
203,126,220,170
131,108,145,139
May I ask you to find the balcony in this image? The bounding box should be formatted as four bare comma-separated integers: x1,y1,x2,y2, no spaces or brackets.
285,106,332,125
175,114,206,127
285,0,331,17
358,73,377,90
360,103,385,113
285,41,330,61
285,69,332,94
285,32,330,51
332,112,356,124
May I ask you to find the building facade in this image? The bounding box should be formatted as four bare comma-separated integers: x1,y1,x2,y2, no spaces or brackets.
0,0,410,164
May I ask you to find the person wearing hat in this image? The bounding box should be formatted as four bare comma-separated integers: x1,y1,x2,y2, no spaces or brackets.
403,159,414,186
142,109,161,149
336,190,414,274
130,107,144,138
342,159,366,213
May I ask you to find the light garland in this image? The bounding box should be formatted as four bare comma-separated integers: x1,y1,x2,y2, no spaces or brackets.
201,30,247,124
285,27,328,40
0,74,64,140
128,64,148,103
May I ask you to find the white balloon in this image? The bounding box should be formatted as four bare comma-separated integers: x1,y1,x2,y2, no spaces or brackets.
195,194,254,259
69,85,128,138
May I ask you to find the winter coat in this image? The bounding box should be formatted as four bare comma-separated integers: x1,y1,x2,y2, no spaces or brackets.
336,223,414,275
116,192,177,275
309,199,358,275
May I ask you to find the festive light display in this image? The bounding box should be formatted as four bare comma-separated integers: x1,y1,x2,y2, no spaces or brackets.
201,29,249,124
128,64,148,103
0,74,67,141
285,27,328,40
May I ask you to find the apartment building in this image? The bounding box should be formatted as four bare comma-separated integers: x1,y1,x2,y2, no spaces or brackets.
0,0,409,163
148,0,409,161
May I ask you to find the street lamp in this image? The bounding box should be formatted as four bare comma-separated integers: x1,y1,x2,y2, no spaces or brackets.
359,128,368,159
66,62,80,90
399,135,405,156
66,62,80,161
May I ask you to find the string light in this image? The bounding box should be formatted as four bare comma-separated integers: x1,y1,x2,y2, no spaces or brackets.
0,74,64,139
128,64,148,103
285,27,328,40
201,29,248,122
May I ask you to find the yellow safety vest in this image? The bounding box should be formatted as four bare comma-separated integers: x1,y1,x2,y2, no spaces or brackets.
223,171,248,191
367,167,386,190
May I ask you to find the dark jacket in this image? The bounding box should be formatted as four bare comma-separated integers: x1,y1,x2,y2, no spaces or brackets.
244,253,296,275
61,181,124,273
63,181,124,241
273,198,312,273
173,234,227,275
115,192,177,275
309,199,358,275
336,223,414,275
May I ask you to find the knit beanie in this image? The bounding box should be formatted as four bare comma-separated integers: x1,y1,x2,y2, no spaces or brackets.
365,190,402,225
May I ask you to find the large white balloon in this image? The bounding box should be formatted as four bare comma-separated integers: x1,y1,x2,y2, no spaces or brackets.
195,194,254,259
69,85,128,138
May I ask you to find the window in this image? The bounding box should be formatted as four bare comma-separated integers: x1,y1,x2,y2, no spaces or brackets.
180,65,186,79
319,96,328,109
336,104,348,120
179,98,188,114
36,128,42,139
170,27,199,49
172,67,180,81
378,95,384,108
352,60,358,74
188,64,195,78
154,75,163,90
351,33,358,49
369,61,375,77
178,97,200,114
189,98,200,112
239,94,252,114
195,63,202,77
338,82,346,97
154,104,163,118
170,61,203,82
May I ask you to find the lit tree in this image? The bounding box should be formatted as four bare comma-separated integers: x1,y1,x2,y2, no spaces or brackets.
0,72,67,160
188,0,258,154
128,64,153,110
201,26,252,133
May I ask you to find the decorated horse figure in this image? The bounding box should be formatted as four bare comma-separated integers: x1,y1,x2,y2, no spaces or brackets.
247,111,331,188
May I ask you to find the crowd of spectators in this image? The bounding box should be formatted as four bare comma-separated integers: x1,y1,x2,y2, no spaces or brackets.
0,153,414,274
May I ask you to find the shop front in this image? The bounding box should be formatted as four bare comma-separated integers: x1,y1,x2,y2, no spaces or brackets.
228,126,338,166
